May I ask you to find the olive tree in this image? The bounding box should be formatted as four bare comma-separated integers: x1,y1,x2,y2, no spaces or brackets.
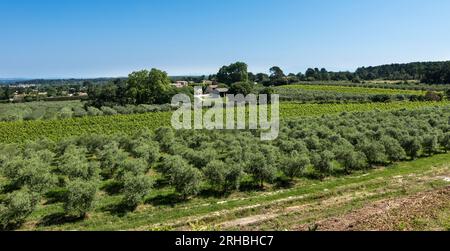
171,165,203,199
340,150,368,173
280,151,310,180
246,152,277,188
358,140,387,164
311,150,335,175
422,135,438,156
122,173,153,208
203,160,243,192
97,142,128,178
63,179,98,218
441,132,450,152
381,136,407,162
0,189,39,230
130,141,160,166
59,145,99,181
160,155,203,199
116,158,148,181
2,156,55,194
401,137,422,159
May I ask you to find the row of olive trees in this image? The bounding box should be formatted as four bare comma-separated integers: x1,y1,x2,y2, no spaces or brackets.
274,88,445,103
0,102,174,122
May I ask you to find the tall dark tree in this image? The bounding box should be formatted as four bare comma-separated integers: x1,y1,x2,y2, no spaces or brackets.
269,66,288,86
216,62,249,84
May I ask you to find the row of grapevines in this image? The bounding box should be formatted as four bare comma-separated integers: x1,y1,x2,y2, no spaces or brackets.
278,84,427,95
0,101,448,143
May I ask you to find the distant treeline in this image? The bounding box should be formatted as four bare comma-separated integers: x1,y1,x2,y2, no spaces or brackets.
3,78,122,86
205,61,450,86
355,61,450,83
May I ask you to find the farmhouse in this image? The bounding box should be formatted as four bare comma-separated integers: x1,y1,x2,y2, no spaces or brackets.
171,81,189,88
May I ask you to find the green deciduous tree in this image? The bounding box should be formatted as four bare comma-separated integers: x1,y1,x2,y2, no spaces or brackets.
229,81,253,96
217,62,249,84
126,69,172,104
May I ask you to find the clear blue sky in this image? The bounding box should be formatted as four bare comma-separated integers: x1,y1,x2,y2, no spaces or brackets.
1,0,450,78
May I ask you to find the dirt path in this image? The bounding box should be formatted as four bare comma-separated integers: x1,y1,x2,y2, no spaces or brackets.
131,162,449,231
216,191,375,229
296,186,450,231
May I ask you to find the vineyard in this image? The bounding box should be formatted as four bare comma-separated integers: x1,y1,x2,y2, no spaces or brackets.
292,81,450,92
0,101,448,143
278,84,428,95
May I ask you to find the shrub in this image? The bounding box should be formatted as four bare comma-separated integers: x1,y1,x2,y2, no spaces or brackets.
73,107,88,117
122,174,153,208
229,81,253,96
87,106,103,116
424,91,443,101
113,105,134,115
369,94,392,102
0,189,39,230
63,179,97,218
100,106,117,115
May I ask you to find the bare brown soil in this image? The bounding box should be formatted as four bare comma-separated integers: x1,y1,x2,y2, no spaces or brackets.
296,186,450,231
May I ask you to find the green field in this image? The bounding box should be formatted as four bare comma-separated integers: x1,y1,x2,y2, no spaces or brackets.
0,101,448,143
